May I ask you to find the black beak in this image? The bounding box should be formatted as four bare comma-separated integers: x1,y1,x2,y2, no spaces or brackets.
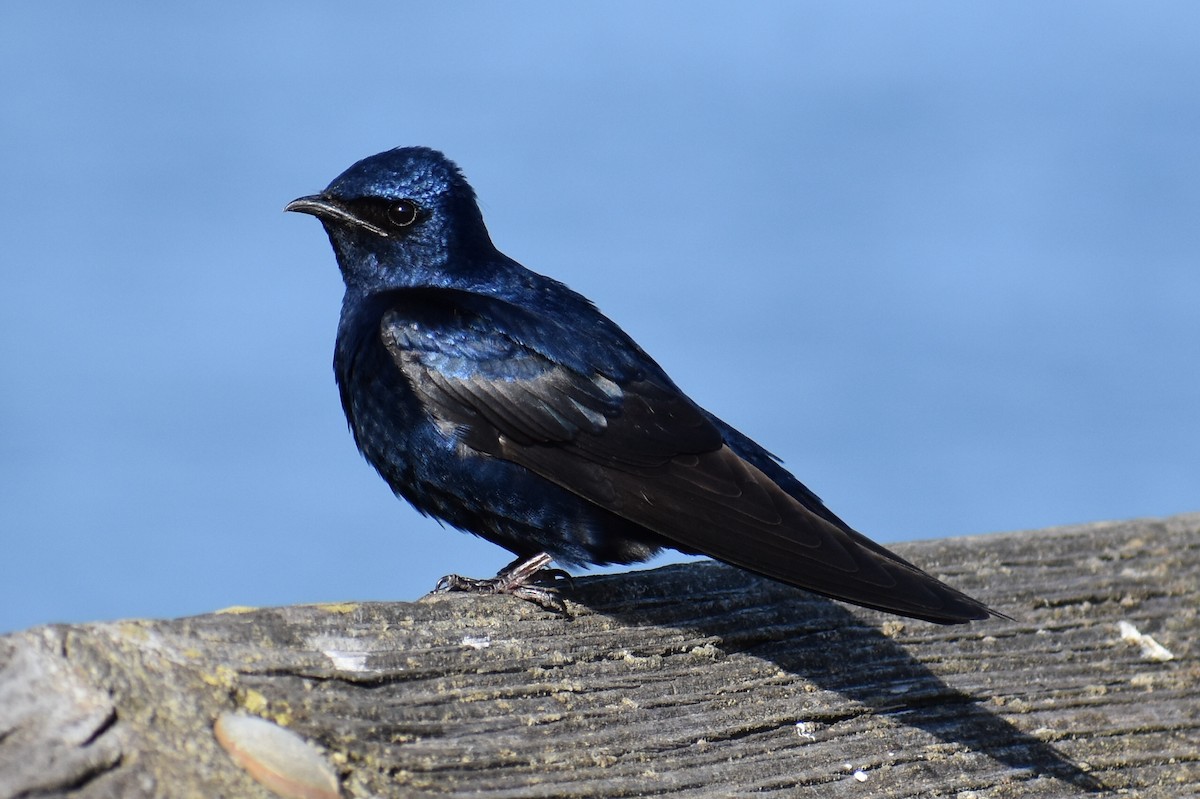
285,195,389,237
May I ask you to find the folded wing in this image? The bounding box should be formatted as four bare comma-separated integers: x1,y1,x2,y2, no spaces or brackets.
380,289,994,623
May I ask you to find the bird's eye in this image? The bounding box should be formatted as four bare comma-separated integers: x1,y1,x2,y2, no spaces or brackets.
386,200,420,227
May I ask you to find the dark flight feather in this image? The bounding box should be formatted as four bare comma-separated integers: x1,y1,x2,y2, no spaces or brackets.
379,288,992,623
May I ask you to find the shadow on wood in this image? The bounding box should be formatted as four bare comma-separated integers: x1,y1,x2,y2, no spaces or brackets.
2,513,1197,797
583,576,1102,793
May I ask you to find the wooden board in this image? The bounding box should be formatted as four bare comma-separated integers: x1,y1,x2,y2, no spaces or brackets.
1,513,1197,797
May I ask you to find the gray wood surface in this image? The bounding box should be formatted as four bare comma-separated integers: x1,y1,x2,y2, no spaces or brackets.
2,513,1197,798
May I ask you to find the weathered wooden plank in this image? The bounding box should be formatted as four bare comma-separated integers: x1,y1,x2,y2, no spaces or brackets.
1,513,1196,798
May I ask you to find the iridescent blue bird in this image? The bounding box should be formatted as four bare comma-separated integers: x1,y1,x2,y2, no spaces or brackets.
286,147,996,623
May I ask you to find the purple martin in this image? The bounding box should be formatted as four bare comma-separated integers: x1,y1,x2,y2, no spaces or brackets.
286,147,997,623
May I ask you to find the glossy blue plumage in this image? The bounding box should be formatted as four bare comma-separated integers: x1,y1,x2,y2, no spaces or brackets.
287,147,996,623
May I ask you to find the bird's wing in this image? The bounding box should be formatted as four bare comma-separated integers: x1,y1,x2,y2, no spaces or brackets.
380,289,992,623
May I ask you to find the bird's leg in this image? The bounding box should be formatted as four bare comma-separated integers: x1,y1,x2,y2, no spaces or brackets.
434,552,571,612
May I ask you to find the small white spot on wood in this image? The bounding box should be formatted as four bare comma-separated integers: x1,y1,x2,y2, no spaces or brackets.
462,635,491,650
310,635,371,672
324,651,368,672
1117,620,1174,662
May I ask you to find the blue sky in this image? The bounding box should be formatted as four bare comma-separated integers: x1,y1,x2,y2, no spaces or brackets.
3,3,1197,633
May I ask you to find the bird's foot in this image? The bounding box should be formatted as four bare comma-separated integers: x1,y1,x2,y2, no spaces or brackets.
434,552,571,612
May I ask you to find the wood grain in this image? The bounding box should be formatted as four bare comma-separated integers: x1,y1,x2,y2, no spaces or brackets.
1,513,1196,798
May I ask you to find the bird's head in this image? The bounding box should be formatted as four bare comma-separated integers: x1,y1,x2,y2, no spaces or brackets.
286,147,495,292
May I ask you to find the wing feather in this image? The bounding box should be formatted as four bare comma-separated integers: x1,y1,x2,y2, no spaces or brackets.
379,292,993,623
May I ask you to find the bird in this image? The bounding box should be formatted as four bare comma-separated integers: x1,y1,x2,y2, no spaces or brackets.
286,146,998,624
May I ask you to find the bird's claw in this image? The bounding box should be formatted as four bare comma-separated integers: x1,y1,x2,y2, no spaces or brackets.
434,552,571,613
